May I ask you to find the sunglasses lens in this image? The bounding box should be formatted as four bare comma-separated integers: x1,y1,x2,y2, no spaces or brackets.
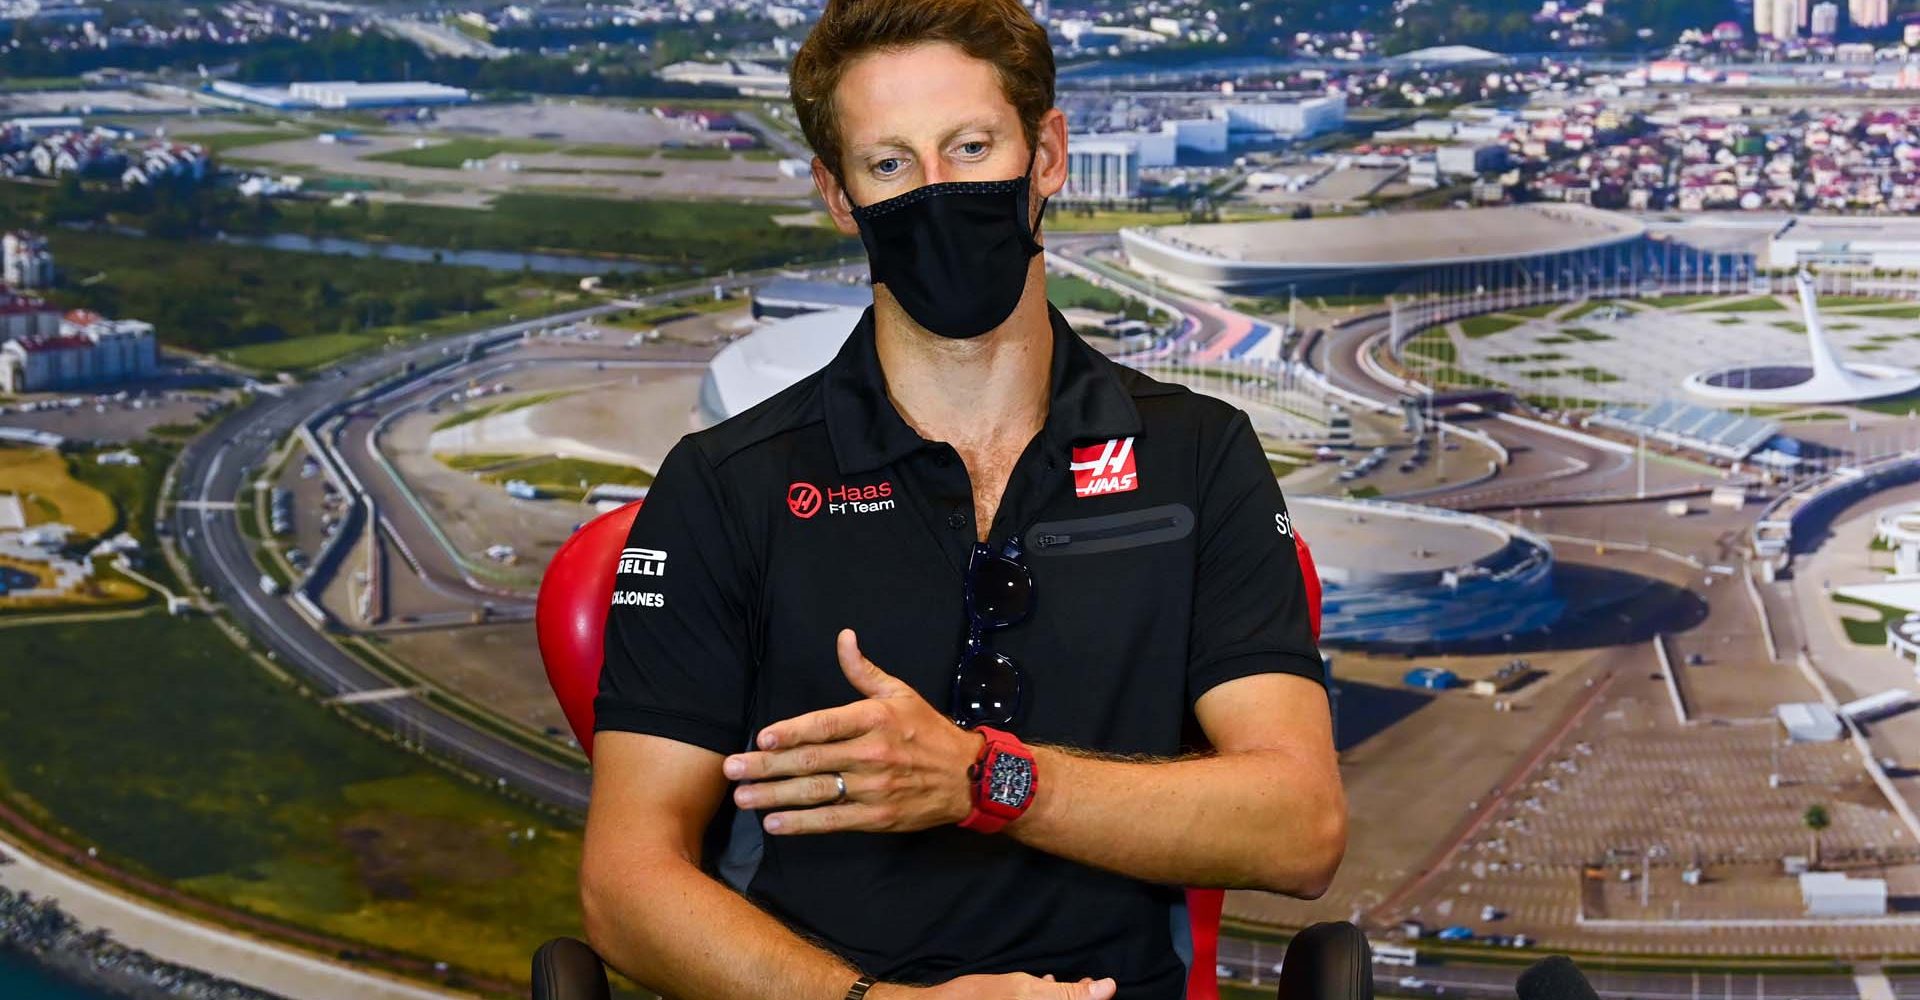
970,556,1032,627
953,649,1021,727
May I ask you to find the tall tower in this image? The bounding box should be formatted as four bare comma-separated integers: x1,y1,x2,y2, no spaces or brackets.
1799,269,1869,393
1755,0,1775,40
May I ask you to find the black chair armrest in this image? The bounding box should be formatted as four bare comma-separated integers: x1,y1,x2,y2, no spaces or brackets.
533,937,611,1000
1275,921,1373,1000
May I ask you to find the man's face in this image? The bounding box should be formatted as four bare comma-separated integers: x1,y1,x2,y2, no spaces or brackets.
813,40,1063,236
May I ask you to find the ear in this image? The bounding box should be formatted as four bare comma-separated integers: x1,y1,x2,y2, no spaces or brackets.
1033,108,1069,203
811,156,861,237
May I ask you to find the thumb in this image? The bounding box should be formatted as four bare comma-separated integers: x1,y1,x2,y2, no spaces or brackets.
837,628,905,698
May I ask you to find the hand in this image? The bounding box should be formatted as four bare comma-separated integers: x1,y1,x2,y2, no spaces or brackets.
722,629,985,835
870,973,1118,1000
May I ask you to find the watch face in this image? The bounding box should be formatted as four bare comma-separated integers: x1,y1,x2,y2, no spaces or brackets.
986,752,1033,808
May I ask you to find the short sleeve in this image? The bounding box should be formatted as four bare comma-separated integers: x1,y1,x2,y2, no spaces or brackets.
594,438,756,756
1186,409,1324,709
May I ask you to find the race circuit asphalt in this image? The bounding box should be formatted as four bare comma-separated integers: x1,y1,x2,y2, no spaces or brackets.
166,270,853,816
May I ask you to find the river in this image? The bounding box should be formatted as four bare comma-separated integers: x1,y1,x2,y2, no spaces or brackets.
0,949,115,1000
62,221,672,279
209,231,670,277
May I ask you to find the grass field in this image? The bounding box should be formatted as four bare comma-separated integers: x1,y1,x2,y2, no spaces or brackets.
1459,315,1524,339
0,446,117,537
1833,594,1903,645
600,294,744,330
1560,327,1613,342
1403,331,1456,363
1639,294,1721,309
434,390,575,432
269,192,858,273
1048,274,1129,313
658,146,734,160
220,285,577,373
0,613,585,986
1506,301,1563,318
475,457,654,501
1839,304,1920,320
1700,296,1788,313
558,144,657,159
173,128,324,153
365,137,561,168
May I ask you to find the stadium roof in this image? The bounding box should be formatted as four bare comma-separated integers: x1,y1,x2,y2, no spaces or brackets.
1132,204,1644,269
701,307,863,423
1588,399,1780,460
1388,45,1507,64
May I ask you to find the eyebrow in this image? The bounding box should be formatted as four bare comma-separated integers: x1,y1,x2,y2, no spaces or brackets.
852,118,1003,158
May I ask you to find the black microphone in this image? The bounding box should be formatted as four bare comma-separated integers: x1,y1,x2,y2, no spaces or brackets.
1516,955,1600,1000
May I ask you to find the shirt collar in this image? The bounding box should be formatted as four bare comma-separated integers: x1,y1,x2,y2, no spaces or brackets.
823,302,1143,476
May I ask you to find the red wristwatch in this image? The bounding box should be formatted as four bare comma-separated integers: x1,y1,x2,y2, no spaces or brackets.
958,725,1037,834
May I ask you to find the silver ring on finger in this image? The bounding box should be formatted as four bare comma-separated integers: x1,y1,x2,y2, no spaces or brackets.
832,772,848,804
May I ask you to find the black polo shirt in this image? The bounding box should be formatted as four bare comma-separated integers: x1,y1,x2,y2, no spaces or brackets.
596,302,1321,997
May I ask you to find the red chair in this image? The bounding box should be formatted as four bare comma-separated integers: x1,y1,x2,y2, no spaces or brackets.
531,501,1368,1000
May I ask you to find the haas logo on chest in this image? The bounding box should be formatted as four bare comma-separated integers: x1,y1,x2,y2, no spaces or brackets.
1070,437,1139,498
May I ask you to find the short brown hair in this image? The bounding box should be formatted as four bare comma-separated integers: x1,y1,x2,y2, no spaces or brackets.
790,0,1055,182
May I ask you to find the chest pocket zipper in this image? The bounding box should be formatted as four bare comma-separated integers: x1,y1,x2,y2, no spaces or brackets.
1026,503,1195,556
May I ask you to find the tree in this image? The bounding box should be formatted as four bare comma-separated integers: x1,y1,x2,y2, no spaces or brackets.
1803,804,1830,867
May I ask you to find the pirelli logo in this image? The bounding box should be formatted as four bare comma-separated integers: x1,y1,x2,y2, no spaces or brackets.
617,547,667,577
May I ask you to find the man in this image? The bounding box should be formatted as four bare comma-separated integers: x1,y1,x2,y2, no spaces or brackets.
579,2,1345,998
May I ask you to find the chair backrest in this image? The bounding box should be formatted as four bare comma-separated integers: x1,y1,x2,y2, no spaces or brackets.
535,498,1326,998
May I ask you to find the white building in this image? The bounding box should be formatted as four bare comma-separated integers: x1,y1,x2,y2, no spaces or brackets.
1065,136,1143,201
1851,0,1890,28
1800,872,1887,916
0,286,60,341
1207,96,1347,140
1060,114,1243,200
1812,1,1839,35
1766,0,1801,39
0,308,158,394
659,60,790,97
210,80,471,109
1768,217,1920,271
2,231,53,289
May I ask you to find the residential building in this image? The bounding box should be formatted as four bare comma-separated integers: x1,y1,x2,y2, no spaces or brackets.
2,231,53,289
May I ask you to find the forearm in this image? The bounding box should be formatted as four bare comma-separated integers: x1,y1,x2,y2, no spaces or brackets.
1006,745,1345,896
582,854,872,1000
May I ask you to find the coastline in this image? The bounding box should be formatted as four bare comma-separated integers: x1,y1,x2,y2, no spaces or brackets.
1,884,279,1000
0,836,470,1000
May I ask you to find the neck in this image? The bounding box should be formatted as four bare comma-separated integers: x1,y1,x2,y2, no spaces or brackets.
873,264,1051,452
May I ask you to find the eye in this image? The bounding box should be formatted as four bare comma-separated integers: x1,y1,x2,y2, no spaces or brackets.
958,141,987,157
873,157,903,177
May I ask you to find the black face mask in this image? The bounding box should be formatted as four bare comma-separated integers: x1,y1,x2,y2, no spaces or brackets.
847,145,1049,340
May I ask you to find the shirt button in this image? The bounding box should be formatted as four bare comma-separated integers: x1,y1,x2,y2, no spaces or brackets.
947,511,967,530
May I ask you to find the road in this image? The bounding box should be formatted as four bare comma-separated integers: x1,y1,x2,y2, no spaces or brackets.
1212,935,1875,999
172,317,605,812
168,271,834,815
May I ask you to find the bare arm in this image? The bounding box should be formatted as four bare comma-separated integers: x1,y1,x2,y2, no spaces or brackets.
1004,673,1346,898
579,731,870,1000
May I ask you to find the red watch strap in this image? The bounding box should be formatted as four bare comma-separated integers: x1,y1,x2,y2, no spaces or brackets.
959,726,1034,834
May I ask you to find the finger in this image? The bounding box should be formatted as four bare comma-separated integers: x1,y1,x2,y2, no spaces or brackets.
747,699,880,755
725,738,866,782
733,771,853,811
838,628,910,699
1034,978,1114,999
762,802,892,835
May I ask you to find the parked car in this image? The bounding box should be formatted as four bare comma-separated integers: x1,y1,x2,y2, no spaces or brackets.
1436,925,1473,941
